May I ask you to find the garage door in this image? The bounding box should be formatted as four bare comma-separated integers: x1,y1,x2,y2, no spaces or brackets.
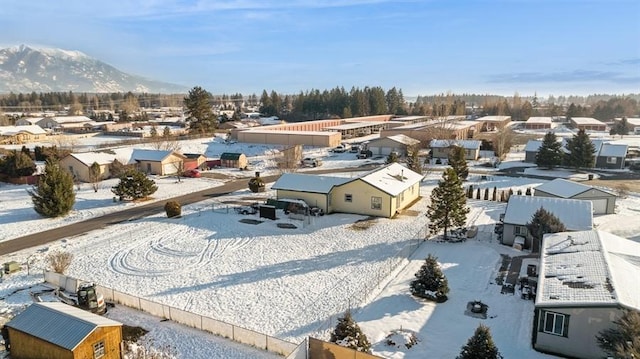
163,163,179,175
590,199,608,214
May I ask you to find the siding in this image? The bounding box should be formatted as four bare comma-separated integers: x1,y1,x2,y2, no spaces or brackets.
6,328,74,359
73,326,122,359
275,190,329,212
331,179,394,218
60,156,111,183
595,156,624,170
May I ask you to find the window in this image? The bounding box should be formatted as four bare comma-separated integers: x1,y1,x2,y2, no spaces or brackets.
93,341,105,359
371,196,382,210
541,311,569,337
607,157,617,164
344,194,353,202
514,226,527,235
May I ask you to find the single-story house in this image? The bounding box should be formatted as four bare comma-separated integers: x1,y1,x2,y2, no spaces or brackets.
524,117,552,130
182,153,207,170
5,302,123,359
595,143,627,170
60,152,117,182
366,134,420,156
533,230,640,359
430,139,482,160
534,178,617,214
271,163,423,218
476,115,511,131
0,125,47,144
131,149,187,175
35,116,94,130
569,117,607,132
220,152,248,169
501,195,593,252
14,117,43,126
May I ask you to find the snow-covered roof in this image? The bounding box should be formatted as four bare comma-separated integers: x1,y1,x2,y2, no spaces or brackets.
368,134,420,146
599,143,628,157
525,116,552,124
130,149,175,162
390,115,429,122
524,140,542,152
271,173,352,194
46,116,93,124
17,117,42,124
570,117,604,125
430,139,481,149
503,195,593,229
537,230,640,311
476,115,511,122
0,125,47,135
5,302,121,351
617,117,640,126
590,139,605,154
70,152,118,166
358,163,424,196
535,178,612,198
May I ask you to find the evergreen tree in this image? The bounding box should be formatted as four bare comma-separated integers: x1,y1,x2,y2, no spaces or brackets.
565,129,595,169
28,160,75,218
526,207,566,252
448,145,469,180
163,126,172,138
386,151,399,164
329,310,372,353
484,188,489,200
597,310,640,359
426,168,469,240
535,132,563,169
492,187,497,201
457,324,503,359
184,86,217,134
410,254,449,302
406,145,422,174
111,169,158,200
467,185,474,199
149,125,158,139
1,150,36,177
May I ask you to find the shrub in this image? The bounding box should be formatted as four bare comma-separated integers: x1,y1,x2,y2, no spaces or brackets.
330,310,372,353
248,174,265,193
47,251,74,274
164,201,181,218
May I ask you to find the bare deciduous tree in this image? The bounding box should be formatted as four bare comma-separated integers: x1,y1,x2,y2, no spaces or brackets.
492,124,515,160
47,251,74,274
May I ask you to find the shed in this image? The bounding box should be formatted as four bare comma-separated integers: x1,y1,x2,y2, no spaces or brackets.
533,230,640,359
5,302,122,359
219,152,248,169
430,139,482,160
182,153,207,170
501,195,593,252
363,134,420,156
595,143,627,170
534,178,616,214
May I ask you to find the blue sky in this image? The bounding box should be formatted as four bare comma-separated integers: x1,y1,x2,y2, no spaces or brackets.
2,0,639,97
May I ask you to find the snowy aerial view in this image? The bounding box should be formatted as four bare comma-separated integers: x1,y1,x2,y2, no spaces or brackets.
1,129,639,359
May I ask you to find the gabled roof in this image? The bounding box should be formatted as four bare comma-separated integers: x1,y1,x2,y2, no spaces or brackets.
5,302,121,351
369,134,420,146
220,152,245,160
131,149,182,162
357,163,423,196
503,195,593,229
598,143,628,157
183,153,206,159
537,230,640,311
42,116,93,124
524,140,542,152
430,139,481,150
271,173,352,194
535,178,613,198
0,125,47,136
69,152,117,166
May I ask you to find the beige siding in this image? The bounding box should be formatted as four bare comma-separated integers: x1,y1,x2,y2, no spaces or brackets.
276,190,329,212
237,131,341,147
331,179,394,218
6,328,74,359
73,326,122,359
59,156,111,182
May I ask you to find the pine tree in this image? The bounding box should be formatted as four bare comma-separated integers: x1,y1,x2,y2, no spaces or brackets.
410,254,449,302
565,129,595,169
184,86,217,134
597,310,640,359
329,310,372,353
149,125,158,138
492,187,497,201
386,151,399,164
406,145,422,174
426,168,469,240
457,324,503,359
484,188,489,200
1,150,36,177
526,207,566,252
448,145,469,180
476,188,481,200
28,159,75,218
535,132,563,169
467,185,474,199
111,169,158,201
162,126,172,138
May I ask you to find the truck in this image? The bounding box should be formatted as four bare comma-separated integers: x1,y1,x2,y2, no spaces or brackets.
56,282,107,315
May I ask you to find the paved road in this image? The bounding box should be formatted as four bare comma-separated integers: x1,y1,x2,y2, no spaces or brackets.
0,165,381,256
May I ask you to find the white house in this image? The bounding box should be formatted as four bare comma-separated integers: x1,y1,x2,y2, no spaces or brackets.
534,178,617,214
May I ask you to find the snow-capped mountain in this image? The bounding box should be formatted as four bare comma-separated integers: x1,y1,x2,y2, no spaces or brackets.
0,45,188,93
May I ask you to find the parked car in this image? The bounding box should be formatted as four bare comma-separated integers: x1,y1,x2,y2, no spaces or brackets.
356,150,373,159
301,157,322,167
310,207,325,216
235,205,258,215
349,145,361,153
183,169,201,178
333,145,347,153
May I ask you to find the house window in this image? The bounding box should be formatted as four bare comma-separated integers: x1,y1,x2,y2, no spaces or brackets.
93,341,105,359
514,226,527,235
371,196,382,210
541,310,569,337
606,157,617,164
344,194,353,202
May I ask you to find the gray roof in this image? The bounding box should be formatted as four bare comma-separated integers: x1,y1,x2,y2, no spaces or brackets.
131,149,174,162
5,302,121,351
430,139,481,149
271,173,352,194
599,143,628,157
524,140,542,152
503,195,593,229
535,178,613,198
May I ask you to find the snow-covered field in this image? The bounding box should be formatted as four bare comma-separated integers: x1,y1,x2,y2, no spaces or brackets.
2,169,639,358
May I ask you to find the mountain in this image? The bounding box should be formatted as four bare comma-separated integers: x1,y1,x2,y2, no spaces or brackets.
0,45,189,93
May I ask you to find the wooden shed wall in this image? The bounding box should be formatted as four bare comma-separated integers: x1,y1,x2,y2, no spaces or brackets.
73,326,122,359
6,328,73,359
